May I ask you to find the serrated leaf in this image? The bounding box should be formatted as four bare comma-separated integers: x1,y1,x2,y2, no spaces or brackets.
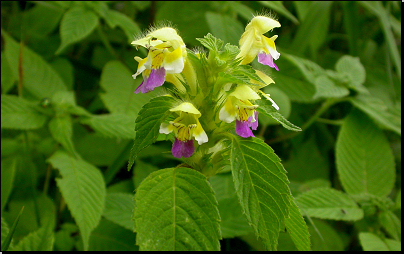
2,30,67,98
359,232,389,251
284,198,311,251
100,61,154,117
209,173,252,238
350,94,401,135
103,193,135,231
196,33,224,53
11,220,54,251
48,115,78,157
1,95,47,130
128,95,178,170
336,109,396,197
296,187,364,221
229,136,291,250
81,113,137,139
134,167,221,251
313,75,349,99
256,95,302,132
56,6,99,54
47,151,106,251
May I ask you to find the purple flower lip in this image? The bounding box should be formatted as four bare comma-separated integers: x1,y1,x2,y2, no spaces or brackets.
172,138,195,158
135,67,166,94
235,120,255,138
258,52,279,71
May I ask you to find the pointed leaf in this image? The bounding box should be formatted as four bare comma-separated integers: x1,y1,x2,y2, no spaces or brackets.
56,6,99,54
284,198,311,251
134,167,221,251
1,157,17,211
296,187,364,221
1,206,24,251
229,135,291,250
128,95,179,170
336,109,396,197
48,115,78,157
11,220,54,251
47,151,106,251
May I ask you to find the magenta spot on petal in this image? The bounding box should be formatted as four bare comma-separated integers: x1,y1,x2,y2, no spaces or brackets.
134,68,166,94
172,138,195,158
235,120,254,138
258,52,279,71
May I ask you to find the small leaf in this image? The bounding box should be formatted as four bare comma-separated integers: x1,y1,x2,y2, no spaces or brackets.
1,157,17,211
1,95,47,130
128,95,179,170
48,115,78,157
359,232,389,251
282,53,326,84
229,135,291,250
335,55,366,90
103,193,135,231
134,167,221,251
103,9,141,43
47,151,106,251
196,33,224,53
336,109,396,197
296,187,364,221
56,6,99,54
256,95,302,132
313,75,349,99
284,198,311,251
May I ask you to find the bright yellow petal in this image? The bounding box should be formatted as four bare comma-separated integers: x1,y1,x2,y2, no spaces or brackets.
230,85,260,101
248,16,281,34
170,102,201,117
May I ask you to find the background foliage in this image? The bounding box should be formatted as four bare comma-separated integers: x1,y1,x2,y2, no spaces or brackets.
1,1,401,251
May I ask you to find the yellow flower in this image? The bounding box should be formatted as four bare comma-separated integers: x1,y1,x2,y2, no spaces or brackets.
237,16,281,70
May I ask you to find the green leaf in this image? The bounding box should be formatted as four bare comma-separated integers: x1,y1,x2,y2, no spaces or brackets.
282,53,326,84
128,95,179,170
2,30,67,98
56,6,99,54
48,115,78,157
350,94,401,135
50,58,75,90
335,55,367,93
229,136,291,250
209,173,252,238
1,95,47,130
383,238,402,251
359,232,389,251
103,193,135,231
134,167,221,251
196,33,224,53
284,198,311,251
102,9,141,43
313,75,349,99
378,210,401,241
100,61,154,117
336,109,396,197
273,72,316,103
256,94,302,132
1,157,16,212
133,160,159,189
81,113,137,139
1,52,16,94
259,87,291,126
22,3,63,38
1,206,24,251
11,220,54,251
1,217,12,249
308,219,344,251
258,1,299,24
205,12,244,46
296,187,364,221
47,151,106,251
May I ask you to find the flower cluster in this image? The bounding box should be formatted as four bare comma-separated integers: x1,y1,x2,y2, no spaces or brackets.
132,16,281,158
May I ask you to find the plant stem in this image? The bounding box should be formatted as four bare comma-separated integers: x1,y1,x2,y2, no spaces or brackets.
316,118,344,125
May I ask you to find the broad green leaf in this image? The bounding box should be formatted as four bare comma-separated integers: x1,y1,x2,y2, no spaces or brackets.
396,190,401,210
296,187,364,221
335,55,366,92
282,53,326,84
383,238,402,251
336,109,396,197
209,173,252,238
134,167,221,251
359,232,389,251
350,94,401,135
258,1,299,24
133,160,159,189
1,52,16,94
56,6,99,54
48,115,78,157
88,219,138,251
1,95,47,130
284,198,311,251
229,136,291,250
128,95,179,170
103,193,135,231
51,91,91,117
378,210,401,241
102,9,141,43
47,151,106,251
50,58,75,90
205,12,244,46
1,157,16,212
308,219,344,251
228,1,254,21
313,75,349,99
11,220,54,251
259,87,291,126
256,94,302,132
273,72,316,103
81,113,137,139
22,3,63,38
100,61,154,117
2,30,67,98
